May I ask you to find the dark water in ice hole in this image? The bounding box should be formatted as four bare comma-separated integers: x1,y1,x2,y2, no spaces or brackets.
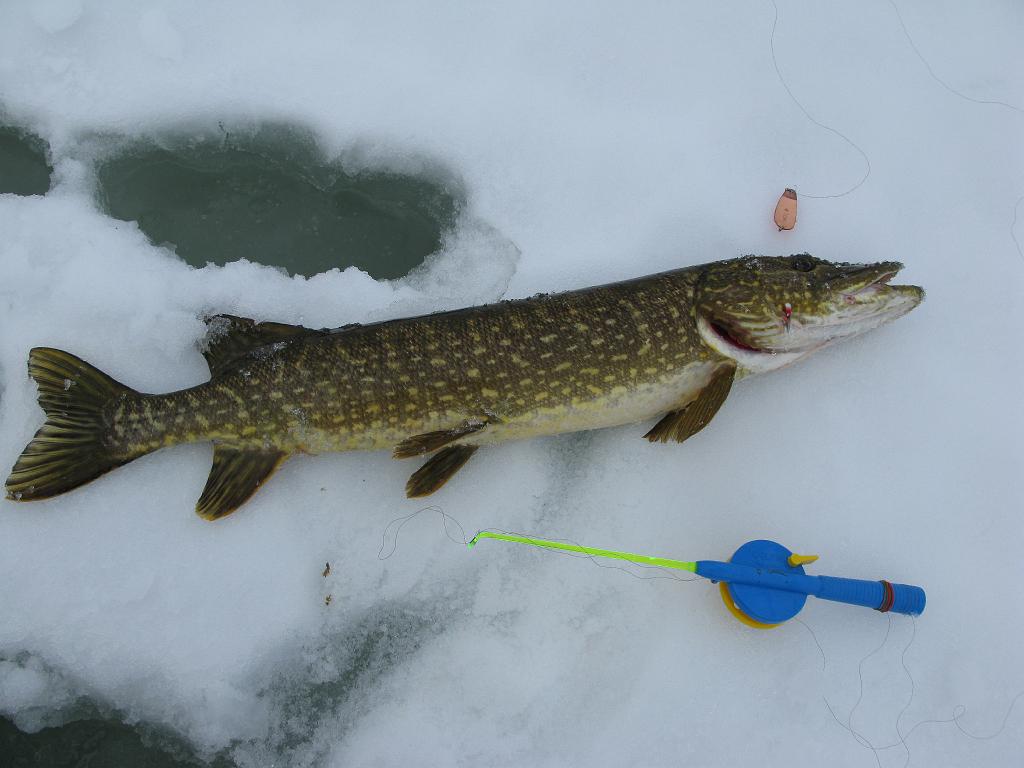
1,123,464,765
0,716,236,768
96,124,463,279
0,127,52,196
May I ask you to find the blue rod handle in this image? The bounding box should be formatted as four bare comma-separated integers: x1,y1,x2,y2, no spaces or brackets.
815,575,926,616
695,561,926,616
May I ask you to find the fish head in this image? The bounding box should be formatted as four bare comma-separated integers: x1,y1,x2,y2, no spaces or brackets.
695,254,923,373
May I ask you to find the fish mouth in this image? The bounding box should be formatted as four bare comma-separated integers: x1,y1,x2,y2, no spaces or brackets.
836,261,906,301
833,261,924,317
789,261,924,352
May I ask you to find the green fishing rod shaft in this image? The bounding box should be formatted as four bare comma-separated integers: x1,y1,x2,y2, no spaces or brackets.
467,531,697,572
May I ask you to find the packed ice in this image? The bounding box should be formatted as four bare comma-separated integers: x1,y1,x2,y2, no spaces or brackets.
0,1,1022,765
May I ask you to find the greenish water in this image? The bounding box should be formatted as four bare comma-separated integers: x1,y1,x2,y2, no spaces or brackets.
96,124,463,278
0,715,235,768
0,126,52,196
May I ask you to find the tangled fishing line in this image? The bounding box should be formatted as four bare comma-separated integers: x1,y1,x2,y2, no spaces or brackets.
770,0,1023,264
375,505,1022,766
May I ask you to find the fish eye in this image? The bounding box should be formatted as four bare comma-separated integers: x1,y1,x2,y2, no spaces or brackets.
791,256,814,272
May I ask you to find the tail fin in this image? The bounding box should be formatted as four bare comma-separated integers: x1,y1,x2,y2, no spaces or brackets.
6,348,140,502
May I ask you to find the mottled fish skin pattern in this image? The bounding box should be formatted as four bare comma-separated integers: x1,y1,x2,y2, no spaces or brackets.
110,268,718,459
6,254,923,514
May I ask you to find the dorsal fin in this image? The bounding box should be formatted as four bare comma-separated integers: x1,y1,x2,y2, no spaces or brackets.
200,314,328,376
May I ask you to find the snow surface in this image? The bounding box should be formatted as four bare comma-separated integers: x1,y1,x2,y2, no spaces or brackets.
1,0,1022,765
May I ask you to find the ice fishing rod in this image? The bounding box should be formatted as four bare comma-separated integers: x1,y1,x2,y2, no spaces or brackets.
467,534,926,628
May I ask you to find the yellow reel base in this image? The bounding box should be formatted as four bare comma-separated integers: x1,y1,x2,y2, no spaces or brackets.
719,582,782,630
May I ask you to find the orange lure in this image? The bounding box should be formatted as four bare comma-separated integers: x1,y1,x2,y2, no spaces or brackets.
773,188,798,231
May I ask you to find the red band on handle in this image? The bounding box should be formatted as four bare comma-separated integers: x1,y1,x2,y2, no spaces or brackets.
877,580,895,613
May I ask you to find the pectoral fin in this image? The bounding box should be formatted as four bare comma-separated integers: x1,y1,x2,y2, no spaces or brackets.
644,362,736,444
393,419,488,459
406,445,478,497
196,444,288,520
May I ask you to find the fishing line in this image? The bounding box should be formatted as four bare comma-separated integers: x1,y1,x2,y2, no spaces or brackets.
952,691,1024,741
824,614,908,766
378,505,470,560
769,0,1021,249
887,0,1023,115
378,506,700,584
888,1,1024,272
767,0,873,199
375,508,1021,763
1011,194,1024,264
841,614,896,758
794,617,826,671
486,534,702,583
823,616,934,767
821,613,1023,767
891,615,917,765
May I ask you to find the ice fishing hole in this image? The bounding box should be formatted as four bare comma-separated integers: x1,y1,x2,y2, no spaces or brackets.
0,126,52,196
95,123,464,279
0,712,239,768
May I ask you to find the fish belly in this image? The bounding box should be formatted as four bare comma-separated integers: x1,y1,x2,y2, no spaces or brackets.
285,360,716,453
466,361,718,445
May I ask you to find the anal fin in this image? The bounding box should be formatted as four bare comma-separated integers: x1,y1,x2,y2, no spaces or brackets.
393,419,488,459
406,445,478,498
644,362,736,444
196,444,288,520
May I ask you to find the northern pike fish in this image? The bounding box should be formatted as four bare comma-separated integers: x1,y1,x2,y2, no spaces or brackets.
6,255,922,520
